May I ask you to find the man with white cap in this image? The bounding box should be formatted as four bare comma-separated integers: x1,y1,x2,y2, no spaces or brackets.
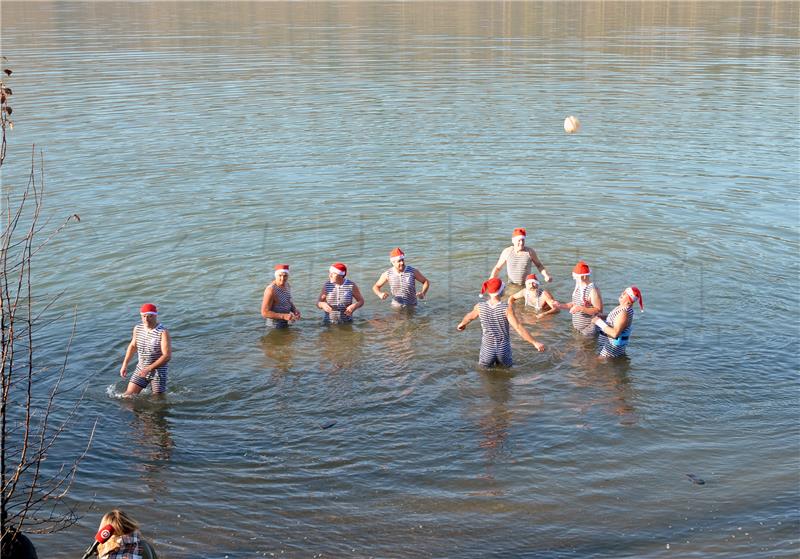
261,264,301,328
317,262,365,324
490,227,552,285
456,278,545,367
120,303,172,396
372,247,430,308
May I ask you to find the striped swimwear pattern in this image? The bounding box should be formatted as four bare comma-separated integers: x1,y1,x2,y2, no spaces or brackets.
505,248,533,284
133,323,167,393
323,279,354,323
571,283,598,337
524,287,542,311
478,300,512,367
597,306,634,358
268,284,294,328
387,264,417,306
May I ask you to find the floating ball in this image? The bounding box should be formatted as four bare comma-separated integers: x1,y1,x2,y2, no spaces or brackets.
564,115,581,134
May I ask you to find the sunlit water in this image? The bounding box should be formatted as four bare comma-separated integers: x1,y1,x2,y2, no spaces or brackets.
1,2,798,557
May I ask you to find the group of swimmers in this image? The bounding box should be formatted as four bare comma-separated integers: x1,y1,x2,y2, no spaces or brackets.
118,227,644,397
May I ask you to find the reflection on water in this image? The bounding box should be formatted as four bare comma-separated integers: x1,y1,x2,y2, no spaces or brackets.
260,326,299,374
122,400,174,497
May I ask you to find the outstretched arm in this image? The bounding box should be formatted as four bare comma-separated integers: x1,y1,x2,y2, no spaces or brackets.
507,305,545,351
456,305,480,331
536,290,560,318
527,247,551,283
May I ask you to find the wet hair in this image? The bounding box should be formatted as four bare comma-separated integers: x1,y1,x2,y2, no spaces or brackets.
100,509,140,536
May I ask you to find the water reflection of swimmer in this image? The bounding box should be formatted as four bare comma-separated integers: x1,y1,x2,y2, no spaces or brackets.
317,262,365,324
260,327,299,373
490,227,552,285
576,357,636,423
260,264,301,328
124,402,174,496
477,372,513,466
372,247,430,308
457,278,545,367
317,323,364,372
510,274,560,319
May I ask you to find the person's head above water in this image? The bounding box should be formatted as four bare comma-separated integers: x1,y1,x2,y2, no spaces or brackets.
328,262,347,283
389,247,405,271
621,286,644,311
525,274,539,289
481,277,505,297
512,228,526,250
139,303,158,327
571,261,591,281
274,263,289,285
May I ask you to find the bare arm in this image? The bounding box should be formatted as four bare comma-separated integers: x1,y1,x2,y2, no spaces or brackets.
527,247,551,282
507,304,545,351
457,304,480,330
593,308,630,339
372,272,390,300
571,286,603,316
345,284,365,316
510,289,526,302
414,268,430,299
120,327,138,377
536,290,560,318
490,248,510,279
261,285,296,322
138,329,173,378
317,286,333,313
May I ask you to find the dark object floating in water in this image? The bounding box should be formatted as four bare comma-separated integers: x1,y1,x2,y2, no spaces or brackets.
321,421,337,430
686,473,705,485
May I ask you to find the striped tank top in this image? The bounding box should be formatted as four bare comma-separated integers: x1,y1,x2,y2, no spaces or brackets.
597,306,634,358
323,279,354,323
505,248,532,285
571,282,597,336
478,300,512,367
524,287,543,311
387,265,417,307
267,283,294,328
134,323,167,376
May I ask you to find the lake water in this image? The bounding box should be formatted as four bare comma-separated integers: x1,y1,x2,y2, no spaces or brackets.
2,1,799,557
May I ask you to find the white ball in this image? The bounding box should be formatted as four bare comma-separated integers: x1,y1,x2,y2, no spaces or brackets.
564,115,581,134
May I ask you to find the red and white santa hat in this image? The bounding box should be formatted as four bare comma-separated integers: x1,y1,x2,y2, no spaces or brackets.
572,261,591,280
389,247,405,263
274,263,290,276
481,277,505,296
512,227,526,241
525,274,539,288
624,286,644,312
329,262,347,276
140,303,158,315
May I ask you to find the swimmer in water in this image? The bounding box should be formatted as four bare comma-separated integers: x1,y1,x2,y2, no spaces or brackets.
317,262,365,324
558,260,603,336
119,304,171,396
510,274,560,318
372,247,430,308
261,264,301,328
592,286,643,358
490,227,552,285
457,277,545,367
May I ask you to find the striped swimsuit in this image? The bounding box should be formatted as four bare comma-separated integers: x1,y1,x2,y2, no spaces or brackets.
524,287,543,311
132,323,168,393
323,279,354,324
571,282,598,337
478,300,512,367
597,306,634,358
267,283,295,328
505,248,533,285
387,265,417,307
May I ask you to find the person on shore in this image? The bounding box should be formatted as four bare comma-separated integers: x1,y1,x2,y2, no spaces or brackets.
457,278,545,367
372,247,430,308
559,261,603,336
592,286,644,358
490,227,552,285
261,264,301,328
120,304,171,396
317,262,364,324
95,509,158,559
510,273,560,318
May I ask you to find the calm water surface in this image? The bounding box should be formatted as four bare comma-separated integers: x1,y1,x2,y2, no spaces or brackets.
1,2,799,557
